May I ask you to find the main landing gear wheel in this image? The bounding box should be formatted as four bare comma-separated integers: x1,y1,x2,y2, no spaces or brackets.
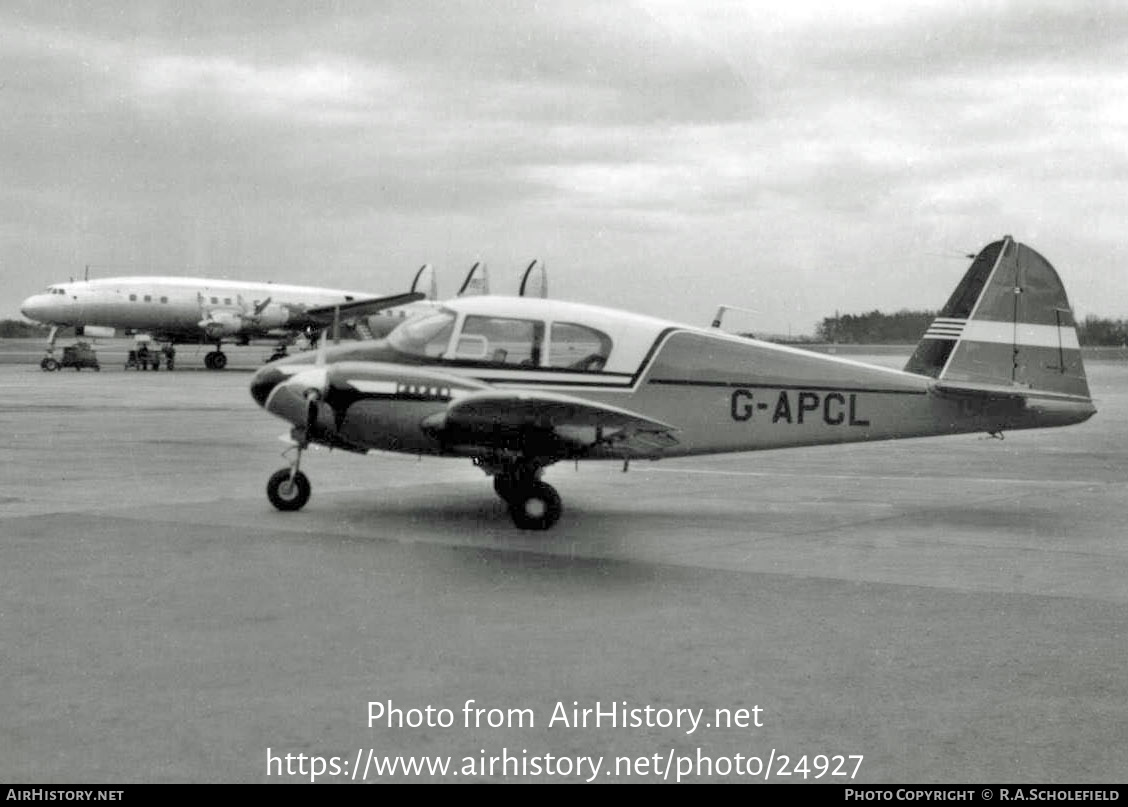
506,480,562,530
267,469,311,511
204,351,228,370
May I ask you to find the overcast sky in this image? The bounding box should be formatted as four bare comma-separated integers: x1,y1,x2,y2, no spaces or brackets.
2,1,1125,334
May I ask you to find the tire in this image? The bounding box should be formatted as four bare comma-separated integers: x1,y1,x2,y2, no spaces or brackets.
507,481,562,530
267,469,311,512
211,352,228,370
43,358,59,372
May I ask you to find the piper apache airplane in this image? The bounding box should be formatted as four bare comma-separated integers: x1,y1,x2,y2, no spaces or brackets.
249,237,1095,530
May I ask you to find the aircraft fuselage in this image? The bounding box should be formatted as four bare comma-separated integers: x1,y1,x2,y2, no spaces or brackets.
19,276,400,342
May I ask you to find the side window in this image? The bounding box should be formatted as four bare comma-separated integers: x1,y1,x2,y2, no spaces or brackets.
456,316,544,365
143,295,151,302
210,297,218,305
548,322,612,371
160,296,168,303
129,294,137,302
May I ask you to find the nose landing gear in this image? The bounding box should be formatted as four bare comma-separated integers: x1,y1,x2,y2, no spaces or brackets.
267,445,311,511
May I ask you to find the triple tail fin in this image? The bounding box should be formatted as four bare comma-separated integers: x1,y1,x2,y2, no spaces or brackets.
457,262,490,296
905,236,1091,400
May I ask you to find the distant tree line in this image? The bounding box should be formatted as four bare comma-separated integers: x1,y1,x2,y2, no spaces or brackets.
1077,316,1128,346
813,311,1128,346
815,310,935,344
0,319,50,338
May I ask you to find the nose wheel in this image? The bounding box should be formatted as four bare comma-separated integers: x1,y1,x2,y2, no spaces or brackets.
267,468,311,511
267,443,311,511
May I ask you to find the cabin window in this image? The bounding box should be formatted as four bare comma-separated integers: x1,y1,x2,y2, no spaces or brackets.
143,295,151,302
160,296,168,303
345,296,354,301
223,297,231,305
210,297,218,305
387,309,456,357
129,294,137,302
548,322,612,371
457,316,544,365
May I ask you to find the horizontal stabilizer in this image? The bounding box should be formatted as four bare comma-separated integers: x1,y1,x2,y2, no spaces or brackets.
933,380,1091,403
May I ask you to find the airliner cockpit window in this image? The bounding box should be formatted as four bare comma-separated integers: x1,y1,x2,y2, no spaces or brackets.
548,322,612,371
387,309,456,357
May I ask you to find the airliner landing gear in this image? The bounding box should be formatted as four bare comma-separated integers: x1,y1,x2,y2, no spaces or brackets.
267,446,310,511
204,350,227,370
39,326,60,371
489,463,562,530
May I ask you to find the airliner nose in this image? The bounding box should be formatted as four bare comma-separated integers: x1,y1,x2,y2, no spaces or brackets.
20,294,44,321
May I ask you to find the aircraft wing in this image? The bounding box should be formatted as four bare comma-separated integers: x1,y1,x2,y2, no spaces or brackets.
423,389,680,457
305,291,427,323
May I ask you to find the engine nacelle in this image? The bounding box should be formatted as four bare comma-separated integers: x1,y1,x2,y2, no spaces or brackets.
252,303,290,331
199,311,243,338
77,325,116,338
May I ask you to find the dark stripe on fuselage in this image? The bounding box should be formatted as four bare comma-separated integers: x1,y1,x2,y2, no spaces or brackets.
646,379,927,395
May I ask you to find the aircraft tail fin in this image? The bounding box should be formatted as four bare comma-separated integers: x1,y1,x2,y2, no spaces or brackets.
458,262,490,296
905,236,1091,400
410,264,438,300
518,259,547,298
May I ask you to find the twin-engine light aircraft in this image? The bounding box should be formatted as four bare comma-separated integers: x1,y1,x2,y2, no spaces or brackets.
249,237,1095,530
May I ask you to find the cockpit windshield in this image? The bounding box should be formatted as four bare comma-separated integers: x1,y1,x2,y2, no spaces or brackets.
387,308,456,357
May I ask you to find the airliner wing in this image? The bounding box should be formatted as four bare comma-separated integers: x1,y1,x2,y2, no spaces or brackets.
422,389,680,457
305,291,426,322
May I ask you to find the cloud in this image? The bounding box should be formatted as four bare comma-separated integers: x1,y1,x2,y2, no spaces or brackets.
2,1,1127,330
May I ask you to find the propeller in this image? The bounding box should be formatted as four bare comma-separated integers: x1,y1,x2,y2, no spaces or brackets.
291,328,330,440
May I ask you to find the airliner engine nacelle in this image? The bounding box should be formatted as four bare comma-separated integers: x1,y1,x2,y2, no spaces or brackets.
251,303,290,331
199,311,243,338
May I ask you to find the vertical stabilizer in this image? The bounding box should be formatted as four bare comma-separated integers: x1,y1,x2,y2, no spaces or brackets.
905,237,1090,399
458,262,490,296
518,259,547,298
410,264,438,300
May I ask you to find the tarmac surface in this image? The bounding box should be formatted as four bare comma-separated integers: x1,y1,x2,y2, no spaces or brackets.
1,345,1126,783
